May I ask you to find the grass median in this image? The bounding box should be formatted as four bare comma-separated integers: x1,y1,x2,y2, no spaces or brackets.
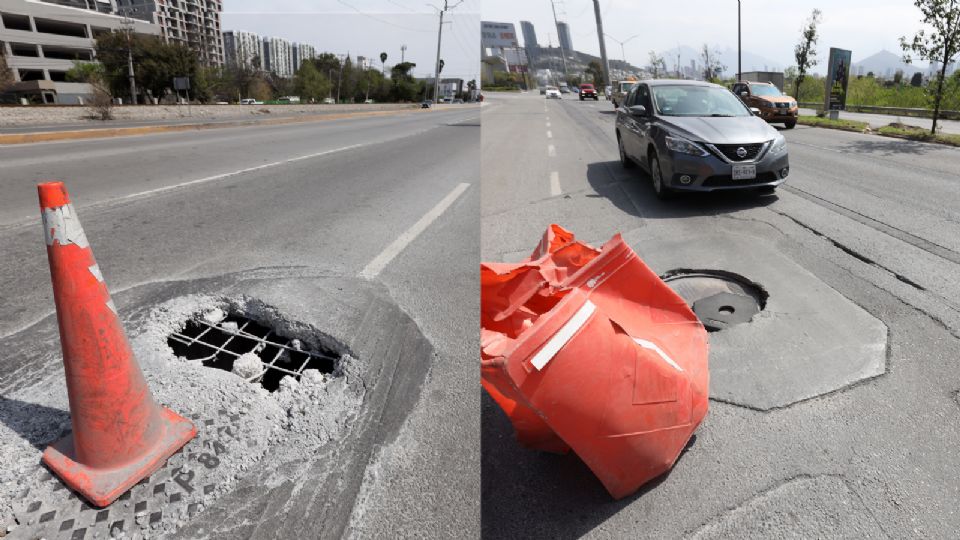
797,115,960,148
796,116,870,132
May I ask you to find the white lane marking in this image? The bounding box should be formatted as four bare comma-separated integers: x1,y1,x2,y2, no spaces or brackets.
359,182,471,279
531,300,596,370
98,143,364,207
550,172,562,196
633,338,684,372
546,122,552,128
546,116,550,121
547,130,553,139
547,144,556,157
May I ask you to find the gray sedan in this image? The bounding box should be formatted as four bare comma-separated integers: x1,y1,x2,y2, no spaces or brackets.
615,79,789,199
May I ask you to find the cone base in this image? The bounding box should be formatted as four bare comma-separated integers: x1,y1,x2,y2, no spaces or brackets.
42,407,197,508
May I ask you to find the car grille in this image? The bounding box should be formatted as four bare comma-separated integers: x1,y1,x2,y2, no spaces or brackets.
711,143,765,162
775,102,790,109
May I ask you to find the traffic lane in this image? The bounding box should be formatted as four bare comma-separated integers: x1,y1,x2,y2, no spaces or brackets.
0,117,477,338
798,107,960,134
0,107,478,226
348,153,480,537
481,94,641,259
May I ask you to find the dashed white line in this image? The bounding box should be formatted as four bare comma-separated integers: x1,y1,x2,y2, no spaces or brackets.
547,130,553,139
546,122,552,128
358,182,471,279
548,144,556,157
550,171,562,196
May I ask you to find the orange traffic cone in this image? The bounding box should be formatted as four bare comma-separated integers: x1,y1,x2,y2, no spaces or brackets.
38,181,196,507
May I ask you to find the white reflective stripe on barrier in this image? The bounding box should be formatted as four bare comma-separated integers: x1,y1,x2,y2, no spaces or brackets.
530,300,596,371
633,338,684,372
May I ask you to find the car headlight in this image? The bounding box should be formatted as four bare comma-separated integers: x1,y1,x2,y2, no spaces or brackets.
789,100,797,108
665,135,709,157
770,134,787,155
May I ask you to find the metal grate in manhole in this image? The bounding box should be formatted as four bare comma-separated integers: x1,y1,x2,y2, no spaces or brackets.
661,269,768,332
167,313,339,391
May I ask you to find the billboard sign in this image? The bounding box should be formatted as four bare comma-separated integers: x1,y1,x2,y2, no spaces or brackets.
481,21,519,49
173,76,191,91
824,47,852,111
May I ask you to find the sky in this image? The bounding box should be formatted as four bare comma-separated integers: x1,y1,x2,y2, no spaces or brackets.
481,0,932,74
222,0,481,81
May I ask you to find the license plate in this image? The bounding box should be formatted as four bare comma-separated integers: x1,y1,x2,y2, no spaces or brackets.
732,164,757,180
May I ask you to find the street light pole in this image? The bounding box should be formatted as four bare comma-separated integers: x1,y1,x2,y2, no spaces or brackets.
430,1,462,103
603,33,640,73
591,0,611,88
737,0,742,81
120,9,137,105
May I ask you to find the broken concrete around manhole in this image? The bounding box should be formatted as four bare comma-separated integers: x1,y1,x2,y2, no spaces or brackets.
0,291,365,539
631,232,888,410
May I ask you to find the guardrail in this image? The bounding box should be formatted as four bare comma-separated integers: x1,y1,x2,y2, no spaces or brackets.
798,102,960,121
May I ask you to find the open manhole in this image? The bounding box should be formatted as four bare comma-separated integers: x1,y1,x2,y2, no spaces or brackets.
167,309,341,392
661,269,768,332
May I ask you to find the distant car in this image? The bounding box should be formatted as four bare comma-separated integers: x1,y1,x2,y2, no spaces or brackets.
559,85,571,94
579,83,599,101
322,97,336,104
421,100,433,108
731,81,798,129
545,86,561,99
452,98,464,104
616,79,789,199
277,96,300,104
612,80,638,108
363,99,375,104
240,98,262,105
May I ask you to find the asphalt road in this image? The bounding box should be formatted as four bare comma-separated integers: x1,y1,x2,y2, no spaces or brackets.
0,106,480,538
482,92,960,538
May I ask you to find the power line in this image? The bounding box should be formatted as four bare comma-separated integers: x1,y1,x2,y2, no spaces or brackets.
336,0,433,33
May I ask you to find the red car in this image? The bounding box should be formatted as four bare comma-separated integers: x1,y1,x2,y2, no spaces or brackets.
579,83,599,101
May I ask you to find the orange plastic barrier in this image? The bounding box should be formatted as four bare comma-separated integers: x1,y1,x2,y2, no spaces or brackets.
38,181,197,507
481,225,709,499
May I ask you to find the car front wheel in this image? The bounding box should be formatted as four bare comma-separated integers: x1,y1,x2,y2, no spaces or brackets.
618,134,634,169
785,120,796,129
650,152,673,199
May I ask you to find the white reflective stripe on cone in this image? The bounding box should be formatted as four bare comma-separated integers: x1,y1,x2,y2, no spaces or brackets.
633,338,684,372
530,301,597,371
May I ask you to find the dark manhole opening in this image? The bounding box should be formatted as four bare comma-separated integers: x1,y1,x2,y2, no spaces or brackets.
167,311,341,392
661,269,768,333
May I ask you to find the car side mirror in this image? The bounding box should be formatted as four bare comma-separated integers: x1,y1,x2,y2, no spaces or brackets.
628,105,647,116
740,91,749,98
750,107,761,116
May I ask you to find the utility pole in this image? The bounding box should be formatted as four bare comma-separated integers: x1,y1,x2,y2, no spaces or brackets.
549,0,568,80
337,54,345,102
120,9,137,105
737,0,742,81
591,0,611,88
401,44,407,63
431,1,461,103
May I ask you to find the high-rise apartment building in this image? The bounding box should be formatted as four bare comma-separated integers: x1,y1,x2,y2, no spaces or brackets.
556,21,572,53
39,0,116,13
223,30,262,69
291,42,315,71
262,36,292,78
519,21,537,51
115,0,224,66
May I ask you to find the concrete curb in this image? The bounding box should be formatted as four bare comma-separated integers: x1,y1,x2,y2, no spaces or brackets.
0,108,423,145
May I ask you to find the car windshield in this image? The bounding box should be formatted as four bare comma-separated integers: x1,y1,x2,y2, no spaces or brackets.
619,82,636,92
750,85,783,97
652,85,751,117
